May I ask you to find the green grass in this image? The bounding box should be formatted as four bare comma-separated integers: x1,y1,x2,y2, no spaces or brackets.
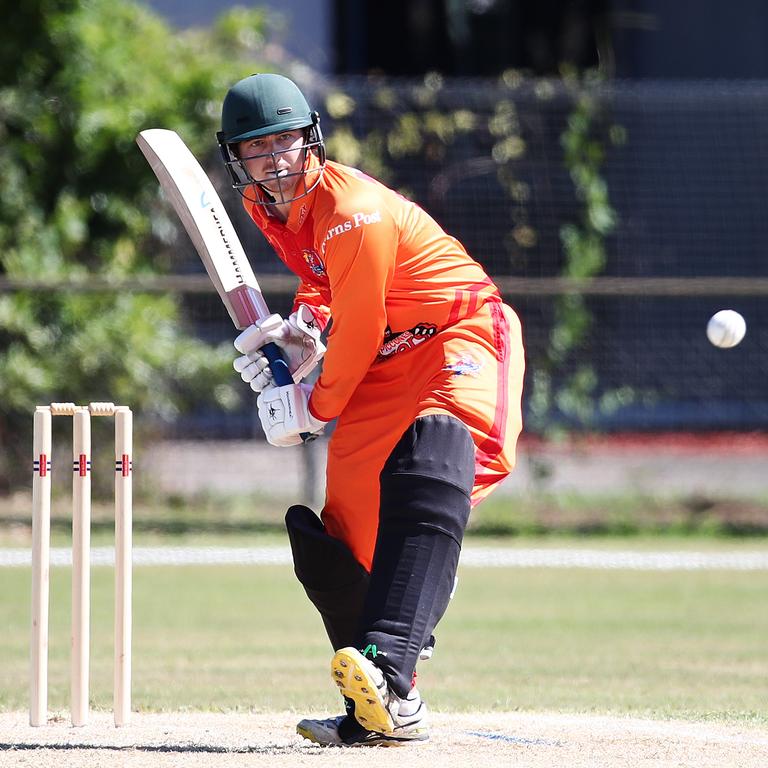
469,491,768,537
2,488,766,723
1,561,766,724
2,487,768,548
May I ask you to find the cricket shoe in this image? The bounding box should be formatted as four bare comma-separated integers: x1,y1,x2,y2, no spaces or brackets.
330,646,429,738
296,698,428,747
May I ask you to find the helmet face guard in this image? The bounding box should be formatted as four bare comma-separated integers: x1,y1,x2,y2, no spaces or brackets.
217,118,326,206
218,73,327,206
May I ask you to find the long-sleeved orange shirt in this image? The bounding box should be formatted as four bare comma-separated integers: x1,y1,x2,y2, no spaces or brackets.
243,159,501,422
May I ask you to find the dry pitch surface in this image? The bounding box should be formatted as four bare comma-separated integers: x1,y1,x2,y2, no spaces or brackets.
1,712,766,767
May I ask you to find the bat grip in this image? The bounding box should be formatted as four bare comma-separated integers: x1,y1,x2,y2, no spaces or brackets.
262,342,292,386
262,342,317,443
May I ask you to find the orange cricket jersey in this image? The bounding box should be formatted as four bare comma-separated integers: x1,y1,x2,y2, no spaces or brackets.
242,159,502,422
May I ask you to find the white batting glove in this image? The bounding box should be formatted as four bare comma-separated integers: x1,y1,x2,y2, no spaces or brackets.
233,305,326,393
257,383,327,447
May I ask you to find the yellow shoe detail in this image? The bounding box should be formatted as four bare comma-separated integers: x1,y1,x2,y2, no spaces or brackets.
330,647,394,734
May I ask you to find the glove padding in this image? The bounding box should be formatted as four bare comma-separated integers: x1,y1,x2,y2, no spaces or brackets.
257,383,327,447
233,305,325,393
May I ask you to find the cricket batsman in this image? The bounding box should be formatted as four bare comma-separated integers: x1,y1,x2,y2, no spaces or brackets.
220,73,525,746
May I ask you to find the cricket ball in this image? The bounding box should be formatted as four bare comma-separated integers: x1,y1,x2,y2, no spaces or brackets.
706,309,746,349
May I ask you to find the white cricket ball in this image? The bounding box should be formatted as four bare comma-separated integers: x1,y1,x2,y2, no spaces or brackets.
706,309,746,348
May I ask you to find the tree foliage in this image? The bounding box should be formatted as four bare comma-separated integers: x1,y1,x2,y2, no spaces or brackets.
528,76,627,435
0,0,270,488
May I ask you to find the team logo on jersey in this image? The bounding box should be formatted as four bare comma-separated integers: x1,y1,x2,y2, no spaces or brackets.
378,323,437,360
302,249,326,276
444,353,483,377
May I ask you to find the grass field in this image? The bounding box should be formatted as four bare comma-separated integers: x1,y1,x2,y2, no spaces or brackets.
2,485,768,548
1,552,766,724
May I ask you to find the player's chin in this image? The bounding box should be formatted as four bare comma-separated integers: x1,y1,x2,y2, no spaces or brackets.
267,181,300,201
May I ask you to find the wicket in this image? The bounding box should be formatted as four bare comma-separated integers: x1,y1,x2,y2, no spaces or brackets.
31,402,133,728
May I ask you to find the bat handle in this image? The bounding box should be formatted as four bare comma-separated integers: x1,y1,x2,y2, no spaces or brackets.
262,342,317,443
262,342,292,386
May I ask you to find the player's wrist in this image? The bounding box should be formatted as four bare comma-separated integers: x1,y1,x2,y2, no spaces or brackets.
307,397,333,424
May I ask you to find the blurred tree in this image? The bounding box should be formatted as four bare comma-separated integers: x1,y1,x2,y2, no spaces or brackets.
0,0,271,490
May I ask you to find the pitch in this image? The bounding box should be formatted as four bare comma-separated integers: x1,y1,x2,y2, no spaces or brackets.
1,711,767,767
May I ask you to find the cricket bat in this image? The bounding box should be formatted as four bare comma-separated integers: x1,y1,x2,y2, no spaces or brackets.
135,128,293,387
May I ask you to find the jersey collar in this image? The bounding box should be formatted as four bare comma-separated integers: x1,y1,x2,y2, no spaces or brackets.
284,154,322,233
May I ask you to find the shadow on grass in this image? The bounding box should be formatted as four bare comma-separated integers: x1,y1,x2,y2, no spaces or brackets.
467,521,768,537
3,514,767,539
4,491,768,539
467,495,768,538
0,515,287,536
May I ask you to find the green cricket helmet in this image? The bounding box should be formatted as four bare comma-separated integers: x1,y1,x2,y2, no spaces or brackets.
217,73,326,206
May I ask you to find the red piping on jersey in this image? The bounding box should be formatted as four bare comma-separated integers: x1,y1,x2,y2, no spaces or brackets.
447,278,501,326
474,302,510,477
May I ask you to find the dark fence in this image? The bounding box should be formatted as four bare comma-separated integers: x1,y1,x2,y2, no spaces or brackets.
5,78,768,436
207,77,768,433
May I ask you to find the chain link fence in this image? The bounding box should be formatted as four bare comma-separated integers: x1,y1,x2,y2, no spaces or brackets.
3,77,768,502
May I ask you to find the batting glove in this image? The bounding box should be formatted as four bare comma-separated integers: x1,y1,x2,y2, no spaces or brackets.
233,305,326,393
257,383,326,447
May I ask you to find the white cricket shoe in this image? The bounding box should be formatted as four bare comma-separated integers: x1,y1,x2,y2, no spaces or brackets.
330,647,429,738
297,708,428,747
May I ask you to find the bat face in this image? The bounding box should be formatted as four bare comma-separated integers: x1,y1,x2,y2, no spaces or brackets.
136,127,312,433
136,129,269,328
